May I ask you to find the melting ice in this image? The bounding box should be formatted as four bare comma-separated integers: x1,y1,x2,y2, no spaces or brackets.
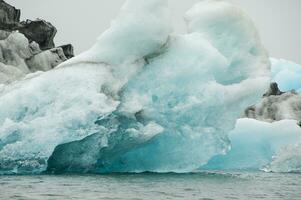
1,0,300,174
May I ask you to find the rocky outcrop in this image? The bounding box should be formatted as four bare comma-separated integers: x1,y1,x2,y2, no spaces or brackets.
59,44,74,59
263,82,285,97
245,82,301,123
0,1,56,50
0,0,20,29
0,0,74,84
17,19,57,50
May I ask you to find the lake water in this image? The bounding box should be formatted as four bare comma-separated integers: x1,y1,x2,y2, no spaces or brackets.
1,172,300,200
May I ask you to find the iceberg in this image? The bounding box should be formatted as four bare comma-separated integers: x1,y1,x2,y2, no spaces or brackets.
0,0,271,174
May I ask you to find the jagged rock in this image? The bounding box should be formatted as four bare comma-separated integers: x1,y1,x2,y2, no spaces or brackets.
17,19,57,50
263,82,285,97
0,31,68,84
0,0,74,84
59,44,74,59
0,0,56,50
245,83,301,122
0,0,20,29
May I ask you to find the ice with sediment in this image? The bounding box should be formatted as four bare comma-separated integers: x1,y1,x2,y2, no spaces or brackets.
0,0,270,174
0,31,69,85
202,119,301,171
202,59,301,172
202,58,301,172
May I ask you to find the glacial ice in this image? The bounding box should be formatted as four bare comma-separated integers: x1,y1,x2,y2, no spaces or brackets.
202,119,301,171
266,142,301,173
62,0,171,67
0,0,278,174
271,58,301,92
0,0,172,174
47,0,270,173
0,64,119,174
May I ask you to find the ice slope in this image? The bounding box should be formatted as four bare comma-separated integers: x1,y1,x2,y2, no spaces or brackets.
0,0,270,174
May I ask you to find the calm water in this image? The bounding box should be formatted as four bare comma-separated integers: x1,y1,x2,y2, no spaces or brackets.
1,172,301,200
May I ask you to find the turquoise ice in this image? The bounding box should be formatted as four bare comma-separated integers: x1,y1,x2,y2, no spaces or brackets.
0,0,280,174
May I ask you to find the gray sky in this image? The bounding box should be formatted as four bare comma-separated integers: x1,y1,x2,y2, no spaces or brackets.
7,0,301,64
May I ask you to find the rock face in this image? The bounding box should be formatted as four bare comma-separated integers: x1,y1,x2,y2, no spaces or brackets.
245,82,301,122
59,44,74,59
263,82,284,97
0,0,74,84
17,19,57,50
0,0,20,29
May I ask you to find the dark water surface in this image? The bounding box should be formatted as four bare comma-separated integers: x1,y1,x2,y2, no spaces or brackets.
1,172,301,200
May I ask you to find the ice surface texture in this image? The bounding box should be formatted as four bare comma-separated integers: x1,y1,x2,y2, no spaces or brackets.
202,119,301,172
271,58,301,92
0,0,271,174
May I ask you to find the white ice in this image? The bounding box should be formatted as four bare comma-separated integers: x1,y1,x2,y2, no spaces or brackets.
0,0,271,174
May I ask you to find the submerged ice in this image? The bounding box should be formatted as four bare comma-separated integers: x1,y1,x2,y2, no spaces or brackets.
0,0,288,174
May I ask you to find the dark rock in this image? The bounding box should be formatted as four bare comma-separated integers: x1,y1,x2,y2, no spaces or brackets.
0,0,57,51
17,19,57,50
0,0,20,29
59,44,74,59
0,0,75,84
263,82,285,97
